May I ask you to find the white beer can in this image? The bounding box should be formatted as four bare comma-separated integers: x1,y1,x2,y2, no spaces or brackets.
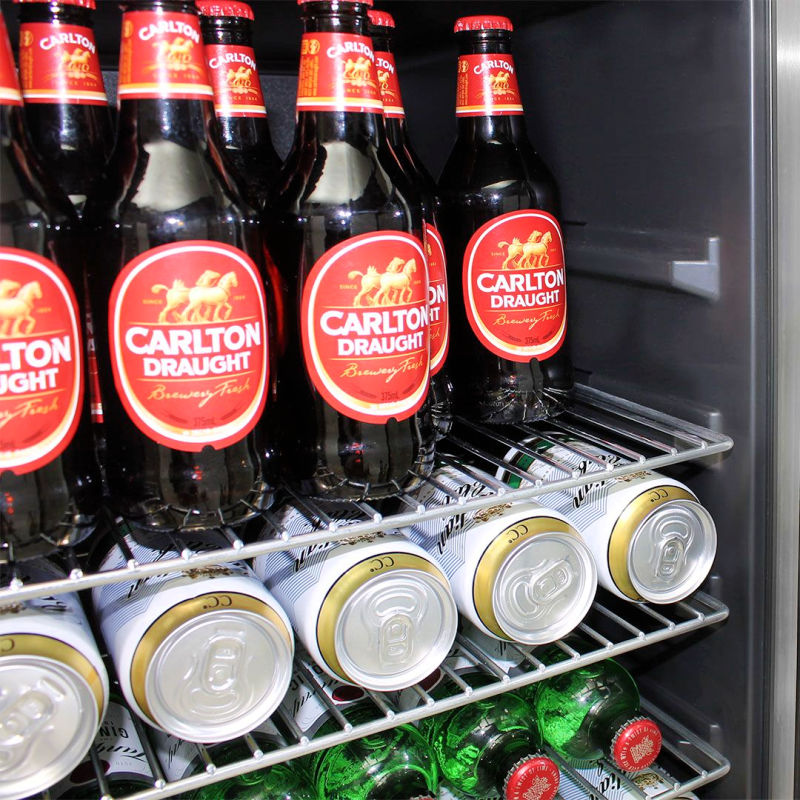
254,504,458,691
92,534,294,742
557,762,699,800
405,465,597,645
0,559,109,800
500,438,718,603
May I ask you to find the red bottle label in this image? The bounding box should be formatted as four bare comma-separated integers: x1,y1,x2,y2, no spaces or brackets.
109,241,268,452
425,223,449,375
18,23,107,106
0,15,23,107
117,11,214,102
0,248,83,475
296,32,383,114
84,308,103,423
456,53,523,117
463,210,567,362
374,49,404,119
301,232,430,424
204,44,267,118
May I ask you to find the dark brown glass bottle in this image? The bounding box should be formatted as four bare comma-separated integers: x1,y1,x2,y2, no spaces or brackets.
0,12,101,561
14,0,112,216
265,0,434,500
85,0,276,541
196,0,281,209
438,15,573,425
368,8,453,440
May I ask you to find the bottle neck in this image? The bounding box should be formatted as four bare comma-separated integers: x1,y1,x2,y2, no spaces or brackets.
455,30,527,144
295,1,384,146
16,3,94,26
371,27,409,150
199,15,253,47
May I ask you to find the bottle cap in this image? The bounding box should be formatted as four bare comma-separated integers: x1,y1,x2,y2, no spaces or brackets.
14,0,96,7
196,0,255,20
298,0,374,5
611,717,663,771
504,755,560,800
454,15,513,33
367,8,395,28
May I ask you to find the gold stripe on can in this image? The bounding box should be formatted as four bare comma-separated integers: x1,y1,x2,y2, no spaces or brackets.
472,515,581,639
316,553,449,683
608,485,698,600
130,591,293,725
0,633,106,724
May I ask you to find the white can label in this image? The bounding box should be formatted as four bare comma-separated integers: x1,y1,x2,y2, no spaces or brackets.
557,763,698,800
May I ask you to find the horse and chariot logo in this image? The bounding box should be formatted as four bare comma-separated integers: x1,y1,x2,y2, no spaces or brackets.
347,257,418,307
151,270,239,324
497,230,555,270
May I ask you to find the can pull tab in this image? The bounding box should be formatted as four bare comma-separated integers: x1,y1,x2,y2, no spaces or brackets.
508,559,573,620
367,591,423,668
0,681,61,771
185,631,246,714
653,530,693,578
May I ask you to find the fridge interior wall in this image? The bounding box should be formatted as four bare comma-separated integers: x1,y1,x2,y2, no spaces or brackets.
1,0,775,797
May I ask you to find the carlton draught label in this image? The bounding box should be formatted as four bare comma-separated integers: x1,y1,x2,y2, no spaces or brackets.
463,210,567,362
296,32,383,113
425,223,450,375
204,44,267,118
108,241,268,451
0,16,22,107
0,248,83,474
374,49,404,118
18,23,107,105
456,53,523,116
301,231,430,424
117,11,214,102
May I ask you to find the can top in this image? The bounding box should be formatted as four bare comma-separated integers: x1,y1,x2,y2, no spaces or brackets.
14,0,96,7
454,15,513,33
611,718,662,771
367,8,395,28
195,0,254,20
141,597,294,742
331,560,458,691
0,650,104,799
627,498,717,603
504,756,560,800
489,525,598,644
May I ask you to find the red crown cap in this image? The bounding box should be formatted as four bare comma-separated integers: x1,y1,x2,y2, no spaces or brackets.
505,756,560,800
14,0,96,7
298,0,373,5
368,9,395,28
454,15,513,33
196,1,254,20
611,718,663,771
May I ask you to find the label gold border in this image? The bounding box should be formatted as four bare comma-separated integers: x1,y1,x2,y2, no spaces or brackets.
472,515,579,638
608,485,697,600
130,591,292,725
316,553,448,683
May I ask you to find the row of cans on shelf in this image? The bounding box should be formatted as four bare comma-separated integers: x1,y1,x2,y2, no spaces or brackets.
0,437,717,798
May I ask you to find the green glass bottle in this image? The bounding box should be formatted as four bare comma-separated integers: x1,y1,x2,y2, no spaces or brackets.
529,656,663,772
418,675,559,800
188,764,317,800
311,703,438,800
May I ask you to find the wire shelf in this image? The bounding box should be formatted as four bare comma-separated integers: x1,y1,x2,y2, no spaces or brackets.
0,385,734,604
64,589,728,800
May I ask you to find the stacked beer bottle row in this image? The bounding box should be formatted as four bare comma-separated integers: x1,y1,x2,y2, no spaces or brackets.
0,0,576,562
6,548,668,800
3,444,715,798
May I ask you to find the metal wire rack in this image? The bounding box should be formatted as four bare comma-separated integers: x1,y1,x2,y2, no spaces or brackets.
0,385,733,604
50,589,728,800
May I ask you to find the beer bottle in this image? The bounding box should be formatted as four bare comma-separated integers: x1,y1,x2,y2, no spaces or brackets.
14,0,112,215
196,0,281,208
528,652,662,771
438,15,573,424
368,9,452,439
410,666,560,800
85,0,277,539
0,11,101,561
265,0,435,500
